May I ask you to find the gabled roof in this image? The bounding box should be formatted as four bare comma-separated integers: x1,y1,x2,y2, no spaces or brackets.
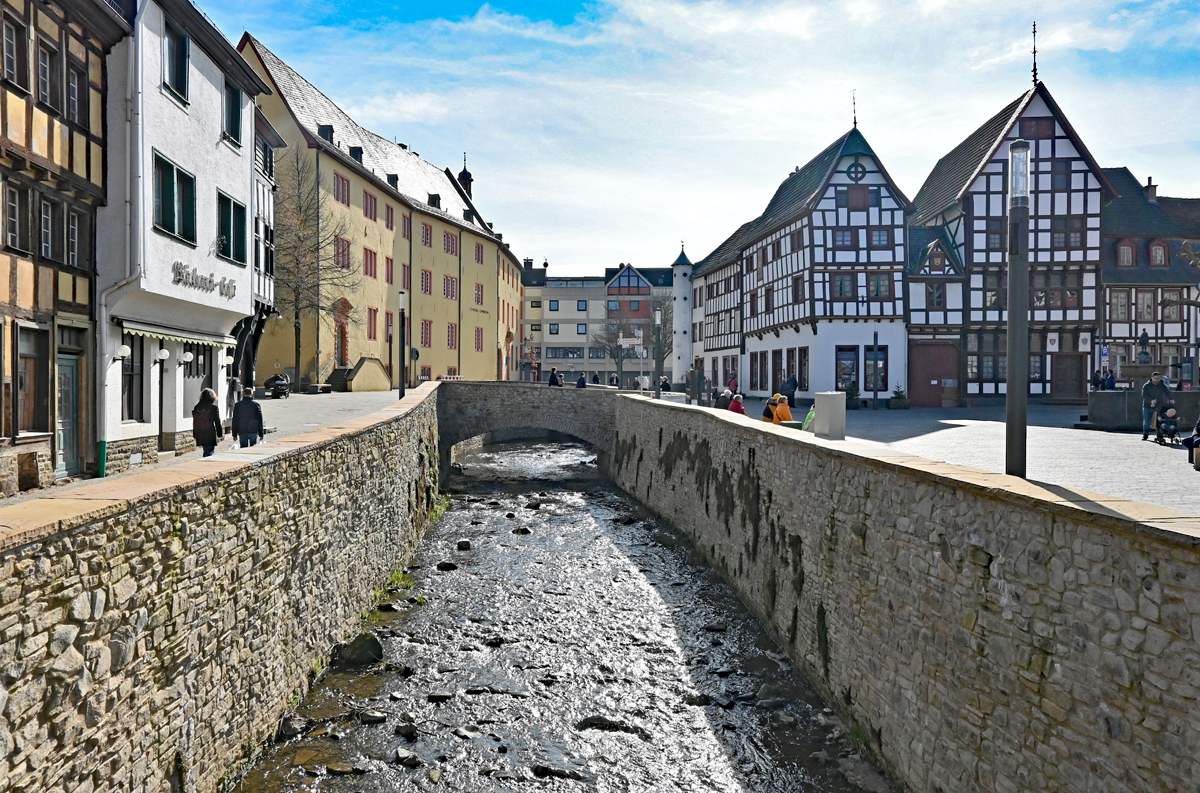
906,226,963,276
911,82,1117,226
603,265,672,288
163,1,270,96
239,33,510,250
692,127,909,279
1102,167,1200,238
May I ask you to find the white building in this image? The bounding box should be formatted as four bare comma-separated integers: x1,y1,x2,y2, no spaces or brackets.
96,0,271,472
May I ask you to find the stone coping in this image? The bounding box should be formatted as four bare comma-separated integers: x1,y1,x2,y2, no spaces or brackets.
619,393,1200,548
0,383,440,554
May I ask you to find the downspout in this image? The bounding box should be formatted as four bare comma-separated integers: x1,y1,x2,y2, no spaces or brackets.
407,209,413,387
314,148,321,387
457,229,463,375
98,11,144,475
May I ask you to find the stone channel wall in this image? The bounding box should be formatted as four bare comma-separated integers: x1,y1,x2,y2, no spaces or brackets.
0,384,441,793
610,394,1200,793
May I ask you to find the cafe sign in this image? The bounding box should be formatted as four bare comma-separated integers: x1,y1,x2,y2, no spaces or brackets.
172,261,237,299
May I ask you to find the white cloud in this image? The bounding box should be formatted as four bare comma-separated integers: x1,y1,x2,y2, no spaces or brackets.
213,0,1200,274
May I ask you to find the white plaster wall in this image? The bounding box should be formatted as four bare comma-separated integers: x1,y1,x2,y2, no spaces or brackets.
743,320,907,397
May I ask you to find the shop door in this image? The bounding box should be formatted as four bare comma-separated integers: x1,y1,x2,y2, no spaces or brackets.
910,344,958,407
56,355,81,476
771,349,783,394
1052,353,1086,400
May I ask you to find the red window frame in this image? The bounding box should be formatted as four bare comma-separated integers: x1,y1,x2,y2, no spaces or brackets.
475,242,484,264
334,173,350,206
366,307,378,340
363,191,377,221
448,322,458,350
363,248,377,278
385,205,394,230
334,236,351,269
444,231,458,255
443,275,458,300
475,326,484,352
420,319,432,347
420,366,431,380
421,223,432,247
420,269,432,295
402,215,411,239
385,256,394,284
474,282,484,305
402,263,411,290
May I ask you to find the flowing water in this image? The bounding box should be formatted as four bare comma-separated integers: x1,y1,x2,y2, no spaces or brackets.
233,440,892,792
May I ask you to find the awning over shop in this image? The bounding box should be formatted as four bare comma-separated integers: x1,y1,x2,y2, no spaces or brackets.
114,318,236,347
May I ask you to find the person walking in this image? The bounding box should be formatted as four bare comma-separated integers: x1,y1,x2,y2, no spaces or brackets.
609,373,619,387
726,374,738,394
591,372,600,384
782,373,798,407
660,375,671,392
715,389,732,410
191,388,224,457
548,367,561,387
728,394,746,415
1141,372,1174,441
231,386,265,447
762,394,779,422
576,373,587,388
772,395,794,425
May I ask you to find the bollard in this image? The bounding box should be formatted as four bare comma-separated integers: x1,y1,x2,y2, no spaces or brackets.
812,392,847,440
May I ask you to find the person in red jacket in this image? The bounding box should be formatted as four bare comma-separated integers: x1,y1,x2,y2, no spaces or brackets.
728,394,746,415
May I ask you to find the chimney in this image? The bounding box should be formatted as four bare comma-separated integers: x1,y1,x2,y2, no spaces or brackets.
349,146,363,163
523,257,533,272
398,142,408,150
1146,176,1157,202
463,209,473,221
386,174,398,189
317,124,334,142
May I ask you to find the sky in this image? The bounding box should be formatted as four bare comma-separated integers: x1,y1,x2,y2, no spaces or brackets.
202,0,1200,276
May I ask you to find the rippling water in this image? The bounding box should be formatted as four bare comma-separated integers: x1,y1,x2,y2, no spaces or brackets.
232,441,889,793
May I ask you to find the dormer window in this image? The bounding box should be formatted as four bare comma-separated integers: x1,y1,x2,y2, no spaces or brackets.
427,193,441,209
1150,241,1167,267
1118,242,1134,267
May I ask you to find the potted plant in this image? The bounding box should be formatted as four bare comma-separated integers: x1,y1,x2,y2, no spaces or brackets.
889,383,910,410
844,383,860,409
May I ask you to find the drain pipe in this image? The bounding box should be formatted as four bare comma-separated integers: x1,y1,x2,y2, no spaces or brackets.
98,6,145,476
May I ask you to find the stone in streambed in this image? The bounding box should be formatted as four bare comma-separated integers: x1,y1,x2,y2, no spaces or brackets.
436,561,458,571
427,691,455,703
505,512,516,518
395,722,419,739
525,500,541,510
457,539,472,550
395,747,422,767
359,710,387,724
512,527,531,535
279,716,308,739
453,726,483,739
703,622,727,633
337,633,384,665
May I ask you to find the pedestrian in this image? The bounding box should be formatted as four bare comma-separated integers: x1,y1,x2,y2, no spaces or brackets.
548,367,561,387
726,374,738,394
576,373,587,388
1091,370,1102,391
191,387,224,457
231,386,265,447
1141,372,1175,441
591,372,600,384
773,395,794,425
715,389,732,410
782,372,798,406
609,373,619,387
1104,370,1116,391
660,375,671,392
762,393,779,422
728,394,746,415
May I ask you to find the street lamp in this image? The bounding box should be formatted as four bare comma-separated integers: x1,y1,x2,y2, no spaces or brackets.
653,308,663,398
1006,139,1031,478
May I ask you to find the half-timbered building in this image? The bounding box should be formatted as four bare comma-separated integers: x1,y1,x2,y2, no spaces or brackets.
909,82,1117,406
1098,167,1200,384
905,228,967,406
692,221,749,391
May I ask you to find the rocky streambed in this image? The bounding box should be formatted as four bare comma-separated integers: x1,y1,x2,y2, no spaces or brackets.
232,440,892,792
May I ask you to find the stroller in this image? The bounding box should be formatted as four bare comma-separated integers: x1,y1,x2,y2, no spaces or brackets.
1156,407,1179,445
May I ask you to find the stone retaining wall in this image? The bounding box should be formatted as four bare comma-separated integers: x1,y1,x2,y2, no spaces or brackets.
610,394,1200,793
0,383,440,793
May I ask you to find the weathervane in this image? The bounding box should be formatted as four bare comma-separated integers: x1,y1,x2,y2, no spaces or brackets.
852,89,857,128
1032,22,1038,84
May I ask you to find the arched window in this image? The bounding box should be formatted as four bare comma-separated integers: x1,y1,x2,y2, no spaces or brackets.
1150,241,1167,267
1118,242,1134,267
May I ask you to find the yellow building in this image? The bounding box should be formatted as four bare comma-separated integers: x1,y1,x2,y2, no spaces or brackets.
238,35,522,388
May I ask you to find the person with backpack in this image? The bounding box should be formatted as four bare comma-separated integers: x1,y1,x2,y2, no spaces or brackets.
762,394,779,422
191,388,224,457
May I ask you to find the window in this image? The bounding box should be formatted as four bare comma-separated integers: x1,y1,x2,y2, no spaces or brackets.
847,186,868,211
926,282,945,309
748,291,757,317
474,283,484,305
608,268,651,295
545,347,583,360
1109,290,1130,322
67,67,86,125
366,307,378,340
3,19,26,88
864,346,888,393
443,231,458,255
834,230,853,248
475,327,484,352
577,300,587,311
475,242,483,264
334,236,350,269
385,256,394,284
1052,160,1069,190
334,173,350,206
531,300,541,308
1151,243,1167,267
34,43,54,108
589,347,606,359
749,353,758,390
363,248,376,278
153,154,196,243
798,347,809,391
402,263,411,290
420,320,432,347
548,324,559,335
222,79,241,144
363,191,377,221
870,229,890,248
986,219,1004,251
630,300,640,311
67,210,79,267
443,275,458,300
1019,118,1055,139
792,276,804,304
607,300,619,311
1118,243,1134,267
163,20,188,100
1136,290,1156,322
421,223,432,247
385,205,394,230
5,183,26,250
216,193,247,262
1163,290,1182,322
385,312,394,344
835,347,858,392
831,273,855,300
1068,217,1084,249
402,215,411,239
549,300,559,311
447,323,458,349
867,273,891,299
447,366,457,377
531,324,541,331
984,272,1006,309
420,269,432,294
764,289,773,313
420,366,431,380
39,198,58,259
121,333,144,422
577,324,587,335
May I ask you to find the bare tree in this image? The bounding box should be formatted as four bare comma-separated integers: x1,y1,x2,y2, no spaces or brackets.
588,310,646,385
273,147,362,384
651,298,674,383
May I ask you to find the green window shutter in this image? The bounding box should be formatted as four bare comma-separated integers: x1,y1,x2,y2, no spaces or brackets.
233,202,246,262
179,171,195,242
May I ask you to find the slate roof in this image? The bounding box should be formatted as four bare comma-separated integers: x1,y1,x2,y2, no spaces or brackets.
1100,167,1200,285
910,83,1117,226
240,34,504,245
603,266,673,287
905,226,963,276
692,127,908,279
672,247,692,266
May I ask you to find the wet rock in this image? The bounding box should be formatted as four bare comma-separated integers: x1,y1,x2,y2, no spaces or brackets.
712,696,735,709
487,500,501,506
618,516,636,525
377,601,400,612
734,692,757,702
427,691,455,703
714,667,735,678
703,622,727,633
384,662,415,676
575,715,651,741
457,539,472,551
531,764,587,781
811,750,834,765
770,713,797,728
684,694,711,706
325,762,363,776
512,527,531,535
428,768,444,783
359,710,388,724
436,561,458,572
711,638,724,646
395,747,422,767
465,686,490,695
279,716,308,739
336,633,384,665
757,683,787,699
389,691,405,701
451,462,465,473
394,722,419,740
470,520,483,526
292,748,320,767
838,757,892,793
505,512,516,519
454,726,483,739
483,636,508,647
525,500,541,509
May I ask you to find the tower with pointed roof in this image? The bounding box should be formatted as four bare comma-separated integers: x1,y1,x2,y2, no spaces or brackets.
671,245,693,381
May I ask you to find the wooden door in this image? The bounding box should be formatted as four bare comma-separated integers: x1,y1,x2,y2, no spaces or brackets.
1052,353,1086,399
56,355,81,476
910,344,958,407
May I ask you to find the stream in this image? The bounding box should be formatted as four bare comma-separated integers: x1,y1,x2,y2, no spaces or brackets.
232,440,892,792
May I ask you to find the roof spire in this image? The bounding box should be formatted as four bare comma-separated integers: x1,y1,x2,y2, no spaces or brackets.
1031,22,1038,85
852,89,857,128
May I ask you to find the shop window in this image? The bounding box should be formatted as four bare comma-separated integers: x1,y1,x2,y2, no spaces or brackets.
864,346,888,393
835,347,858,392
120,332,143,422
17,326,49,432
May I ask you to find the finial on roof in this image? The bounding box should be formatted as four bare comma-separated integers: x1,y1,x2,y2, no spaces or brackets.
1032,22,1038,84
852,89,857,128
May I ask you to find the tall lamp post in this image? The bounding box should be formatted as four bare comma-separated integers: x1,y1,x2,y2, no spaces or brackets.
397,290,406,399
1006,139,1031,477
653,308,663,398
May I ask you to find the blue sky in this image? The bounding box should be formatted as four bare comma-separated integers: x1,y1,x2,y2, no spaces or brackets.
204,1,1200,275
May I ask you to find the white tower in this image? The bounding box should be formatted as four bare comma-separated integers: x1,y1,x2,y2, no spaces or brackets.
671,245,693,383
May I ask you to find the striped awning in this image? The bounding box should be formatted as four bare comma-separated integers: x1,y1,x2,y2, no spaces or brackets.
115,318,236,347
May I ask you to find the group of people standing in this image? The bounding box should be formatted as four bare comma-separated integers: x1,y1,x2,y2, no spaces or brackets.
190,387,266,457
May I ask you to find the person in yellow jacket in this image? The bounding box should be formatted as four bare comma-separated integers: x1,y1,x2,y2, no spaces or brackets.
762,394,779,422
772,395,794,425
